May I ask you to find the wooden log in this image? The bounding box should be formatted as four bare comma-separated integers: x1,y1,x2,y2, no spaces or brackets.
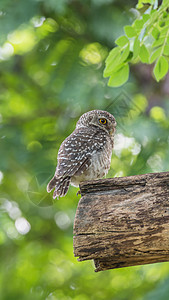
73,172,169,272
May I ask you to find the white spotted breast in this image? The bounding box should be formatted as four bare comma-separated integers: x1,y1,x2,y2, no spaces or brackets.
70,137,113,186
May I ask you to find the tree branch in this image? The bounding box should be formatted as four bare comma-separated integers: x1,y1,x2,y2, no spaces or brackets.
73,172,169,272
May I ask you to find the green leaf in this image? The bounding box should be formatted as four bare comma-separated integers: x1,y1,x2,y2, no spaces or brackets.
133,14,149,33
136,0,144,9
134,19,144,31
133,38,140,58
104,48,121,76
136,0,152,9
164,44,169,55
120,44,130,62
150,47,162,63
115,35,129,47
139,44,149,63
152,37,165,47
142,14,149,22
160,26,169,37
159,21,166,27
153,56,169,81
162,0,169,6
104,45,129,77
163,11,168,18
124,25,136,38
108,63,129,87
105,47,120,64
152,27,160,39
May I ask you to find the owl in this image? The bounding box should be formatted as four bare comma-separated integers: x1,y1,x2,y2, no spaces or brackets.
47,110,116,199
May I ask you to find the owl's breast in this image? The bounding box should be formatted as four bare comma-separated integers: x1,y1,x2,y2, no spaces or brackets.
71,141,112,187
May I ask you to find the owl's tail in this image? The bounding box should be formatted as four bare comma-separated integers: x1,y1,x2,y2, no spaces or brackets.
47,175,70,199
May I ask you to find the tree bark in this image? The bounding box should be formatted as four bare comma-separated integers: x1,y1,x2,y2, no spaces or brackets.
73,172,169,272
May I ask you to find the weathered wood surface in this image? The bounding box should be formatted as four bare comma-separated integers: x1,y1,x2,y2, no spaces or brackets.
73,172,169,272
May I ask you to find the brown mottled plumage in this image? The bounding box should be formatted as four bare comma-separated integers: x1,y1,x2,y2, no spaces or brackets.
47,110,116,199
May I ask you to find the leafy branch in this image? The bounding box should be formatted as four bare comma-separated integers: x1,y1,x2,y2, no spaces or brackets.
104,0,169,87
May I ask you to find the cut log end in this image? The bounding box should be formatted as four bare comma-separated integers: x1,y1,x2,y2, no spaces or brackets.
73,172,169,272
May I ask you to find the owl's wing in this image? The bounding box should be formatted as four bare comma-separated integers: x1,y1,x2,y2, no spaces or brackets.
55,126,107,178
47,127,107,198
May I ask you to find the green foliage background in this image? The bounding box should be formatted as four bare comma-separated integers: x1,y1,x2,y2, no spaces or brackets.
1,0,169,299
104,0,169,86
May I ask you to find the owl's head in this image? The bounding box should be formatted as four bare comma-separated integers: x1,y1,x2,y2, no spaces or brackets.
76,110,116,135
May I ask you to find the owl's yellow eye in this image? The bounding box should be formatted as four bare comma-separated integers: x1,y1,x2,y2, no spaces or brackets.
99,118,107,125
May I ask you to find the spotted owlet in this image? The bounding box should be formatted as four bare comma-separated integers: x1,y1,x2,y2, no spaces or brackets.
47,110,116,199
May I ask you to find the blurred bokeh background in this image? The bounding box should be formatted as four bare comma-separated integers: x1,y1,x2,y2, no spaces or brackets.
1,0,169,299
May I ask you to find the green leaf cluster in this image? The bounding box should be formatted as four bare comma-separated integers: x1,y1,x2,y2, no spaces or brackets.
104,0,169,87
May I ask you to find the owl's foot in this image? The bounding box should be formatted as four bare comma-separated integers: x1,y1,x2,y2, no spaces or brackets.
76,190,81,197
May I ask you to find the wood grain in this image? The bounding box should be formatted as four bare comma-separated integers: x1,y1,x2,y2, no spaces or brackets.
73,172,169,272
